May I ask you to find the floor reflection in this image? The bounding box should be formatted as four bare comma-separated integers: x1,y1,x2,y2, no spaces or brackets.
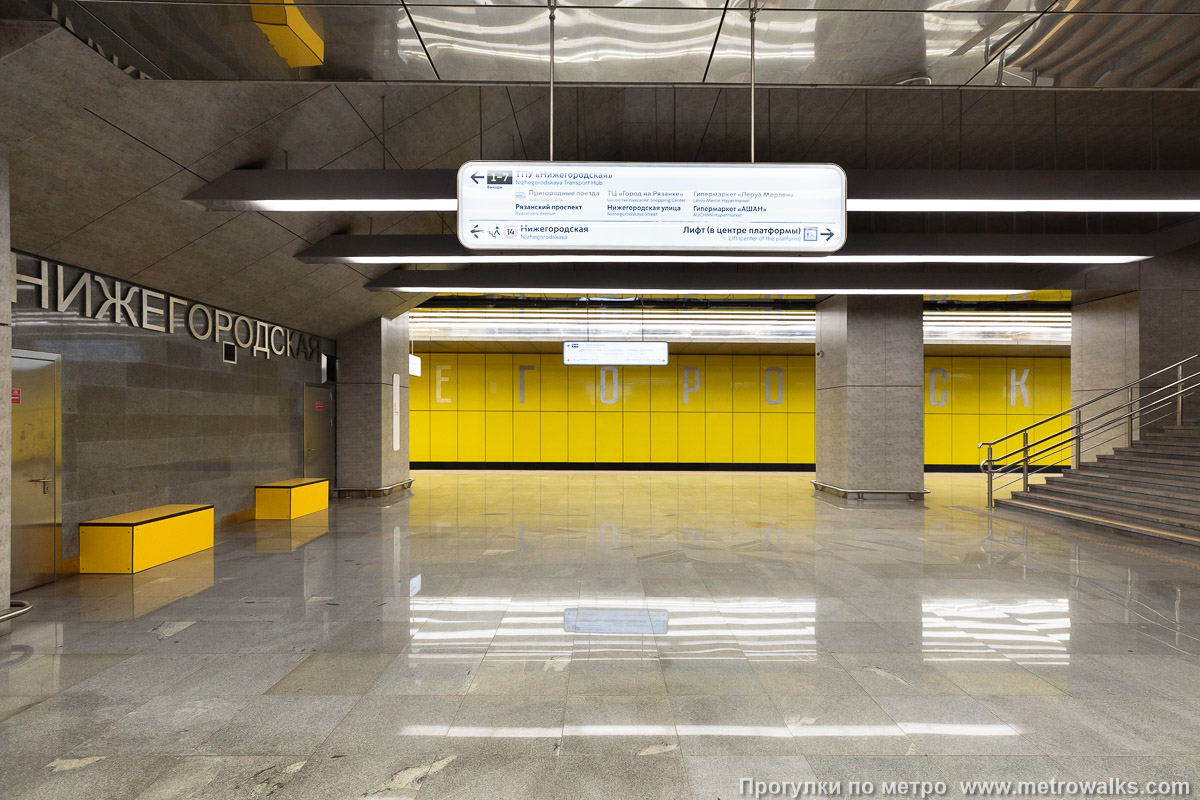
2,472,1199,799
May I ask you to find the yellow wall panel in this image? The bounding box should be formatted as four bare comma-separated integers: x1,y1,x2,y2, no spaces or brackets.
787,356,815,413
485,354,513,411
705,413,733,462
979,359,1007,415
760,413,788,462
678,412,705,462
925,413,953,464
761,358,788,413
410,410,430,462
650,364,677,411
513,359,541,411
732,356,760,413
429,355,457,408
706,356,733,412
623,366,650,412
624,412,651,462
787,413,815,463
650,412,678,462
410,358,429,411
513,413,540,462
950,357,979,415
1032,358,1062,416
596,413,623,461
568,412,597,461
541,412,568,461
569,366,597,411
951,414,981,466
732,412,760,463
429,411,458,461
484,411,513,461
413,354,1070,468
458,411,485,461
458,354,485,411
677,356,706,411
596,366,623,412
541,355,568,411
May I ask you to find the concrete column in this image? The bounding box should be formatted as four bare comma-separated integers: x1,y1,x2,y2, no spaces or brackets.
1071,246,1200,461
335,316,410,490
814,295,924,497
1,149,12,629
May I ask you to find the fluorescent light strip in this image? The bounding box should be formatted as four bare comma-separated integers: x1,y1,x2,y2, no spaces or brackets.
350,253,1145,265
849,198,1200,213
392,286,1028,296
244,199,459,212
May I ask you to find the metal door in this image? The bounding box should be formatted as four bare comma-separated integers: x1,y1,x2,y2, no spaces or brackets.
304,385,335,482
11,351,61,592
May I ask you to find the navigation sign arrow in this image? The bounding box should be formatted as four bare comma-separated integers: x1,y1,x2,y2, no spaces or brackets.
470,225,483,238
821,228,834,241
470,172,484,185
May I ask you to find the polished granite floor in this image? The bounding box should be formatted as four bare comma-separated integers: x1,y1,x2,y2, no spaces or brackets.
3,472,1200,799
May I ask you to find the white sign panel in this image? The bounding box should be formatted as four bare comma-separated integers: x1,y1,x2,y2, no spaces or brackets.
409,353,422,377
392,373,401,452
564,341,669,366
457,161,846,253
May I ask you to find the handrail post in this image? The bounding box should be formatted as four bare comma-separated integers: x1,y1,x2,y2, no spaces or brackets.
1022,431,1029,492
1178,364,1184,426
1072,408,1081,469
1126,386,1134,447
986,444,994,509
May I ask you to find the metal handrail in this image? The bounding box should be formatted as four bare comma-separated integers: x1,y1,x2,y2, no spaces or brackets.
0,600,33,624
979,354,1199,454
980,354,1200,508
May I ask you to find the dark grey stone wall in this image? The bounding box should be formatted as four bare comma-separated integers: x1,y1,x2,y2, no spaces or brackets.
11,255,333,560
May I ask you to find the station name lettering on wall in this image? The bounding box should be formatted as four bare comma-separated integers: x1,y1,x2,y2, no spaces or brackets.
16,259,324,361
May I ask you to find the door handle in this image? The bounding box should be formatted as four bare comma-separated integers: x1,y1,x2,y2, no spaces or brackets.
29,478,51,495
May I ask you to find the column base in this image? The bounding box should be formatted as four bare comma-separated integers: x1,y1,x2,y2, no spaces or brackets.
811,480,929,502
334,478,414,499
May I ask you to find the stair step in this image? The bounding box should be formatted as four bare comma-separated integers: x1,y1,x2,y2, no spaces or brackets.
1008,489,1200,531
1097,452,1200,469
1123,444,1200,457
994,497,1200,547
1080,459,1200,480
1056,470,1200,498
1159,426,1200,438
1027,481,1200,518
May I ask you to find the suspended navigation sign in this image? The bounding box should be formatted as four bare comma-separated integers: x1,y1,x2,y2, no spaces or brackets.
457,161,847,254
563,341,669,366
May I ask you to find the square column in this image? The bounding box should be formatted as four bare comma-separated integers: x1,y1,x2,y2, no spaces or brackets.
814,296,925,499
1,149,11,629
335,316,411,492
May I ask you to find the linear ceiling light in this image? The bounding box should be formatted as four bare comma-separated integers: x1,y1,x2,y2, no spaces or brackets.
329,253,1144,265
849,199,1200,213
187,169,1200,214
184,169,458,212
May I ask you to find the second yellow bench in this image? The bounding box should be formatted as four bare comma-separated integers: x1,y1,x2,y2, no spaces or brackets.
255,478,329,520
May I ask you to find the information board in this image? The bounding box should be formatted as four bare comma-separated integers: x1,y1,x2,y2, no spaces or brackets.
563,341,669,366
457,161,846,253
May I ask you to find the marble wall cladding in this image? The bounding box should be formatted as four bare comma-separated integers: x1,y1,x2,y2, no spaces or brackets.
11,257,331,560
335,316,410,490
815,296,924,492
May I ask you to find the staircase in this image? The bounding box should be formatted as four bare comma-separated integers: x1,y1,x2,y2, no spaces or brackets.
982,355,1200,547
996,424,1200,546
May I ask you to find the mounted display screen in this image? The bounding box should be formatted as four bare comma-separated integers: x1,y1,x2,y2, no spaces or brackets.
563,341,669,366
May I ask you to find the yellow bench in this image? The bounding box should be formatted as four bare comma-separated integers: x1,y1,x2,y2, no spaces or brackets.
255,479,329,520
80,504,214,574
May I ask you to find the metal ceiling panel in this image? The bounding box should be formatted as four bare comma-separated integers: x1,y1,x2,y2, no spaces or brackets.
705,10,1038,85
974,12,1200,88
70,1,436,80
408,5,723,82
